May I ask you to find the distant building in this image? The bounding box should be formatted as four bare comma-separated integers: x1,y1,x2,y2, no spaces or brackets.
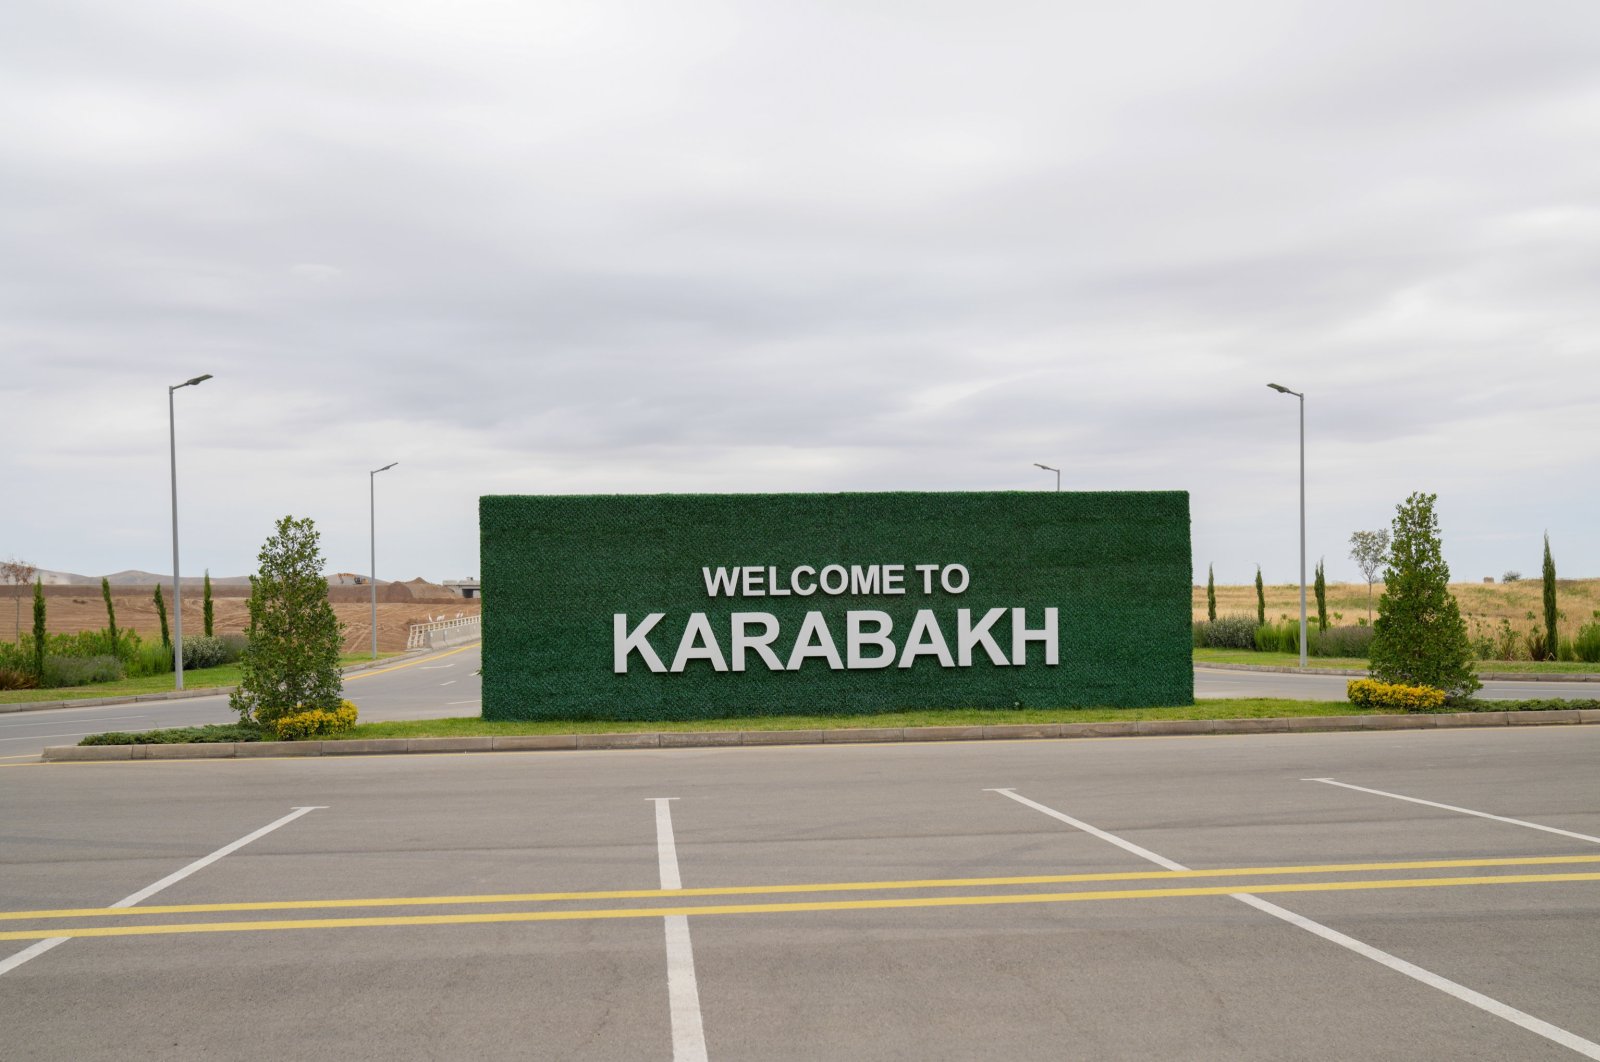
444,579,480,599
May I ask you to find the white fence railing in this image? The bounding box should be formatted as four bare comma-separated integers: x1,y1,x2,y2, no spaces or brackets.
406,614,481,650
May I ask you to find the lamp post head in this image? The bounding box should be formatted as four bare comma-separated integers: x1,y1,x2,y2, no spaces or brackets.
171,373,213,392
1267,382,1301,397
1033,462,1059,472
372,462,398,475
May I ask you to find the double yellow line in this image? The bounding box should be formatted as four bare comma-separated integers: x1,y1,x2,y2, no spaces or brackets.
3,854,1597,942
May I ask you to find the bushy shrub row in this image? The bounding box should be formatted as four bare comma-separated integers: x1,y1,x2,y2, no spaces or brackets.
1347,678,1447,711
0,628,250,688
1573,620,1600,663
1193,614,1257,649
271,700,359,741
0,667,38,691
80,724,267,746
41,655,124,688
1309,625,1375,658
1196,619,1376,660
1449,697,1600,713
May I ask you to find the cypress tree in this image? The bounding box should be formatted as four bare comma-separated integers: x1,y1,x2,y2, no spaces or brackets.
31,578,46,679
203,570,215,638
154,584,171,648
1206,565,1216,622
101,577,120,658
1542,533,1557,661
1368,492,1479,701
1314,558,1328,633
1255,566,1265,626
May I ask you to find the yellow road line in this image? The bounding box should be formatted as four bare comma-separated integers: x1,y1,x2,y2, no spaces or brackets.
2,872,1596,942
5,855,1600,922
344,643,478,682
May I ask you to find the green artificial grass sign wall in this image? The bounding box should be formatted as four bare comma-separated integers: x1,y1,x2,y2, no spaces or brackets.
480,491,1192,721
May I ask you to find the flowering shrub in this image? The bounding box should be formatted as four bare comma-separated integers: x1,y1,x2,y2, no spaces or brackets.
1347,678,1447,712
272,700,359,740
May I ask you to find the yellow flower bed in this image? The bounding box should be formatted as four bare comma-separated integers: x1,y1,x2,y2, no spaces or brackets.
273,700,359,741
1346,679,1447,712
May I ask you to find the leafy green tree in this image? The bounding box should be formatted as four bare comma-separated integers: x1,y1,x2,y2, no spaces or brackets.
1368,492,1480,701
101,577,120,658
230,515,344,725
1254,566,1265,626
1206,565,1216,622
31,578,46,679
1349,529,1390,626
203,570,215,638
153,584,171,648
1313,558,1328,634
1542,533,1557,661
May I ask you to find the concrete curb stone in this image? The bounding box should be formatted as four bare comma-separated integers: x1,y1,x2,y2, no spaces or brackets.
1507,710,1581,725
493,734,579,751
741,730,824,746
236,741,322,757
409,737,494,753
37,707,1598,762
1137,719,1212,735
324,739,410,756
902,726,986,742
144,743,236,759
660,731,742,748
576,732,659,749
825,728,905,743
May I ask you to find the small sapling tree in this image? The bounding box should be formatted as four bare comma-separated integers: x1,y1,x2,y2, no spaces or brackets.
1254,566,1265,626
1349,528,1390,626
203,570,214,638
1314,558,1328,634
1206,564,1216,622
230,515,344,726
101,577,120,658
153,584,171,648
1368,492,1479,701
1542,533,1557,661
2,557,37,640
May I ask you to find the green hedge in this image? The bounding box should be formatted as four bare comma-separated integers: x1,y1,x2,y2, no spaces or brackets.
481,491,1192,721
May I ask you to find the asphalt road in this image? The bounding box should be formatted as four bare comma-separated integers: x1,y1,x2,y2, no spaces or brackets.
2,727,1597,1060
0,645,483,761
2,652,1595,761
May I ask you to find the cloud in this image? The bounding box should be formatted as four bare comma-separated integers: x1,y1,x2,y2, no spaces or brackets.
2,0,1597,586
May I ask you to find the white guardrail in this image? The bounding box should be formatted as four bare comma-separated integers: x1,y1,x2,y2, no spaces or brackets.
405,614,482,650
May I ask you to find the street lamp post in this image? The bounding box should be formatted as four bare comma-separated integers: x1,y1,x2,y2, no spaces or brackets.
1267,383,1307,669
369,462,398,659
168,373,212,690
1033,463,1060,491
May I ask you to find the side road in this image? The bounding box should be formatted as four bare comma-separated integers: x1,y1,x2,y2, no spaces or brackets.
42,706,1600,761
0,653,424,714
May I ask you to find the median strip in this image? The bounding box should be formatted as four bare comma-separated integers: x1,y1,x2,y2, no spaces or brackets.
40,707,1600,760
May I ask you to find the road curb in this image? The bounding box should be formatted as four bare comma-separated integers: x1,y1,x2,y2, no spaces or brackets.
1197,662,1600,681
39,709,1600,761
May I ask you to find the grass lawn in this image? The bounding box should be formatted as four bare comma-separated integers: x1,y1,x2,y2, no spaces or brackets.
337,698,1377,738
1192,648,1600,674
0,652,406,705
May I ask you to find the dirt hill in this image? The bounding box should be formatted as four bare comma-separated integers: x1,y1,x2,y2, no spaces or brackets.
2,586,478,654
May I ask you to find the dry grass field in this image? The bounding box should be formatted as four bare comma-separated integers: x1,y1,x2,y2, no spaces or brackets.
1195,578,1600,647
1,586,479,654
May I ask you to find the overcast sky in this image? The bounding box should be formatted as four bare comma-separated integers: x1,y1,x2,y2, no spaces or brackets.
4,0,1597,589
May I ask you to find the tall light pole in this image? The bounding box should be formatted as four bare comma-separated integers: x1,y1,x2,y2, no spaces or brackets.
370,462,398,659
1267,383,1307,669
168,373,212,690
1033,463,1060,491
